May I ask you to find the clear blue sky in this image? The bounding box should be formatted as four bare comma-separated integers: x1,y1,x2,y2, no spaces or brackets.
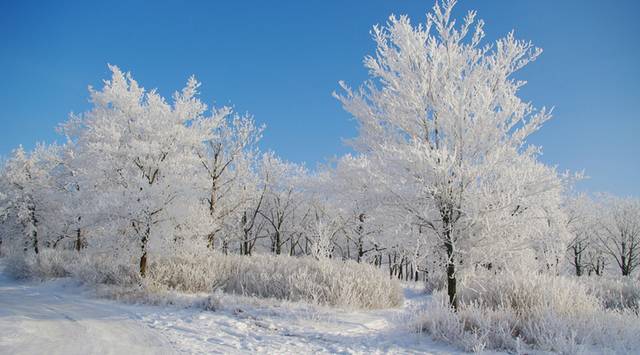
1,1,638,195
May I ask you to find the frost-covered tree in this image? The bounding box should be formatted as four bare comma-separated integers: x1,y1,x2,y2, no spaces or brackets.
53,143,89,252
313,155,385,263
335,0,565,308
196,111,262,252
597,194,640,276
306,199,345,259
258,152,308,255
62,65,224,277
564,194,604,276
236,178,267,256
0,144,62,255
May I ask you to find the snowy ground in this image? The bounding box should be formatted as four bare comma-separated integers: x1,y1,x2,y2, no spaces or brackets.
0,261,473,354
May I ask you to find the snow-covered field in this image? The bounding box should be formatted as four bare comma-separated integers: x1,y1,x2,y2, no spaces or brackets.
0,261,470,354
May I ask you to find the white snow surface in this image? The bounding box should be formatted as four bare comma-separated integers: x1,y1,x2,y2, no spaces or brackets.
0,261,476,355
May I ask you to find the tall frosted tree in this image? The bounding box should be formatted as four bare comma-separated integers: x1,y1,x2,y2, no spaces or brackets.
196,111,262,251
62,65,224,277
335,0,565,308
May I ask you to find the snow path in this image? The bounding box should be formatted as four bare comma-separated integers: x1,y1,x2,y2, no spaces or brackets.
0,261,468,354
139,287,460,354
0,267,175,355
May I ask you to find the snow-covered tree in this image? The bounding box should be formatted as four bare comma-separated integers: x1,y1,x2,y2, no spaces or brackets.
313,155,385,263
597,194,640,276
258,152,308,255
564,194,605,276
335,0,566,308
196,111,263,252
0,144,62,254
62,65,224,277
236,178,267,256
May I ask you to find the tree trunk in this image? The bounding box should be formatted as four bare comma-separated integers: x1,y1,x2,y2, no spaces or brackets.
356,214,365,263
573,246,582,276
444,223,457,310
595,258,603,276
620,241,631,276
30,207,39,255
139,250,148,278
274,231,281,255
75,228,83,252
139,225,149,278
32,229,39,255
242,236,250,255
440,205,458,310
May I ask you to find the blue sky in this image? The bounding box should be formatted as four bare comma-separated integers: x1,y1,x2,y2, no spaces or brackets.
1,1,638,195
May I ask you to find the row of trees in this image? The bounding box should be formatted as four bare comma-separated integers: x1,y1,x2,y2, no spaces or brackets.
1,1,638,310
566,194,640,277
0,67,422,277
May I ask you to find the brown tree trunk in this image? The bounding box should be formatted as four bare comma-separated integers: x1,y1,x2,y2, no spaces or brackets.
139,225,150,278
139,250,148,278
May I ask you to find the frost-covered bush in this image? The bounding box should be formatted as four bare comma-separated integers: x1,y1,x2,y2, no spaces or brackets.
415,270,640,353
4,248,402,309
5,249,75,279
147,253,403,309
68,253,141,287
423,266,447,294
5,248,140,286
580,276,640,313
4,252,38,279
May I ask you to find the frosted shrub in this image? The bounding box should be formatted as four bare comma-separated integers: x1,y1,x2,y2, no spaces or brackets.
417,291,521,352
457,271,599,321
423,267,447,294
4,248,401,309
4,252,37,279
202,293,222,311
415,270,640,353
68,253,141,287
147,253,403,309
5,248,139,286
5,249,75,279
580,276,640,313
32,249,76,278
